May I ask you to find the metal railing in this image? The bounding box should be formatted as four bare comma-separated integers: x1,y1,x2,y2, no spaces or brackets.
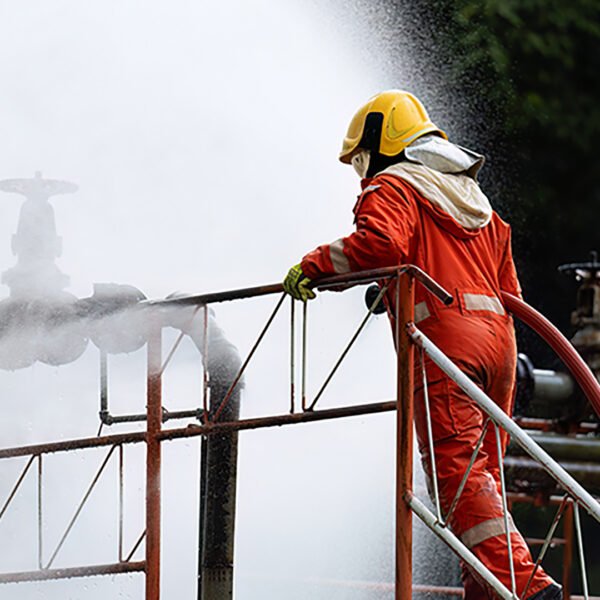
0,443,146,584
0,266,440,598
407,306,600,599
0,266,598,599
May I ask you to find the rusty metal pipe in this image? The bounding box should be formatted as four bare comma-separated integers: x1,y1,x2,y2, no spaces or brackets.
0,561,145,585
100,409,203,426
0,401,398,460
412,584,463,596
146,329,162,600
396,273,414,599
144,265,453,308
145,283,283,307
160,401,398,442
98,345,203,427
0,431,147,459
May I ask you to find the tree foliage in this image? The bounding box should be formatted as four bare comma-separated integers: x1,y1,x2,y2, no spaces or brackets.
434,0,600,337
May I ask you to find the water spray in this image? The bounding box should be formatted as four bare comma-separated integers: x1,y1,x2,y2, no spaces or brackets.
0,172,243,599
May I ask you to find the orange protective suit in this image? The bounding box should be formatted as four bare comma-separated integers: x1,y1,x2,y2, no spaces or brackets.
301,172,556,598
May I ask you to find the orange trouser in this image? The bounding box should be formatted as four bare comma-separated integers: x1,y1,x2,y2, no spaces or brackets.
414,316,555,599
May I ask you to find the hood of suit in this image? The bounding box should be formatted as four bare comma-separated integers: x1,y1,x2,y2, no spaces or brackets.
380,162,493,230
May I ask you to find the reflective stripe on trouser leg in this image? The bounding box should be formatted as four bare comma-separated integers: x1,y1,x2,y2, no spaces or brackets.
461,515,517,549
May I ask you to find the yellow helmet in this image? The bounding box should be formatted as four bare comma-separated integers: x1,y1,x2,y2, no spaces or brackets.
339,90,447,164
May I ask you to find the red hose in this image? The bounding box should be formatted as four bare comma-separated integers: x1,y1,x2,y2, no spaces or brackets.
501,292,600,416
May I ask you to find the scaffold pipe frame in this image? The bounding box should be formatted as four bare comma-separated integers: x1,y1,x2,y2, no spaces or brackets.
0,266,599,599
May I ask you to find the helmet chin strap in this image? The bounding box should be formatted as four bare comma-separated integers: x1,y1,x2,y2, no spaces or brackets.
351,149,371,179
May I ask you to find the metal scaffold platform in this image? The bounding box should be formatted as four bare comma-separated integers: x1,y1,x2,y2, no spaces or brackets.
0,265,599,599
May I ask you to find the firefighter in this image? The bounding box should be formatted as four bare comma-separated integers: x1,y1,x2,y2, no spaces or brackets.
282,90,562,600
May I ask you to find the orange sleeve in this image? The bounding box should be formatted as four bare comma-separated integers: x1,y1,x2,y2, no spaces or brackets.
498,226,522,299
301,180,419,280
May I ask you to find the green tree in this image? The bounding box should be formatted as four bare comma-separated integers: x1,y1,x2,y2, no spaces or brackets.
435,0,600,338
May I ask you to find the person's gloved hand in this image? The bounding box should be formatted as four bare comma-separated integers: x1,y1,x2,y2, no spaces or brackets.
283,264,316,302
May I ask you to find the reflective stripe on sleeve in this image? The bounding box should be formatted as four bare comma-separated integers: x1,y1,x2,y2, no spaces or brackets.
414,301,431,323
461,515,517,549
463,293,505,316
329,239,351,274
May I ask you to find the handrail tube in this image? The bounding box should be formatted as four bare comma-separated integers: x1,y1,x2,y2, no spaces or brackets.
409,325,600,524
408,493,513,600
0,431,147,460
159,401,398,442
144,265,453,308
5,267,594,597
146,330,162,600
501,292,600,415
101,408,203,426
395,273,415,599
145,283,283,307
0,401,398,460
404,265,454,306
0,561,145,585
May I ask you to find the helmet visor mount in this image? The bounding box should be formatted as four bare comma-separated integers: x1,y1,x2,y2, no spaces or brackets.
358,112,384,154
358,112,404,178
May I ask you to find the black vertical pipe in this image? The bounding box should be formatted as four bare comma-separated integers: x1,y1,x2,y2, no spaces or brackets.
197,435,207,598
192,316,242,600
199,367,241,599
165,304,242,600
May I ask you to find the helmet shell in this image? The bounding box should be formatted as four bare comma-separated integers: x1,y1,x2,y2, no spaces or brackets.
339,90,447,163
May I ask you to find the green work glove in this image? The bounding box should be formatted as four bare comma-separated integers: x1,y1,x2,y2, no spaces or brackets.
283,264,316,302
